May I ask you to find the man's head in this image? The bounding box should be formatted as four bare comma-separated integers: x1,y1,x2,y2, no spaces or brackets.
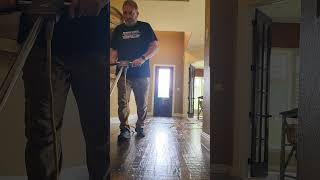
122,0,139,26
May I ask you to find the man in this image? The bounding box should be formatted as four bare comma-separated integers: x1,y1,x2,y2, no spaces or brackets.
110,0,159,141
2,0,110,179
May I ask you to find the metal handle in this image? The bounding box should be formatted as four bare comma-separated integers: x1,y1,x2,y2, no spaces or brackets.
110,66,124,97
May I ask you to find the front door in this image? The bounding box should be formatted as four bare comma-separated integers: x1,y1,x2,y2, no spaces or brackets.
153,66,173,117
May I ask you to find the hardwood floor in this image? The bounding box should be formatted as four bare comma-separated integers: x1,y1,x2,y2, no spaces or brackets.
110,117,210,180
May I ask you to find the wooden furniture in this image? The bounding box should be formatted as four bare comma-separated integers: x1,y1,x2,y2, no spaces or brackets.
279,108,298,180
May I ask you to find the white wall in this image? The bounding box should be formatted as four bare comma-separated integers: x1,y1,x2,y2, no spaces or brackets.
269,48,299,150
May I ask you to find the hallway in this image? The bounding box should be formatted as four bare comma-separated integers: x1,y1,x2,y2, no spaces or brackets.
110,117,210,180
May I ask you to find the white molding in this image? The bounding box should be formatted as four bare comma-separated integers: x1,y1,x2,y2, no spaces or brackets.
151,64,176,117
201,132,210,151
213,164,232,174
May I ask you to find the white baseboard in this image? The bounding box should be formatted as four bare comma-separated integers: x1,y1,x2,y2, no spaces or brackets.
173,113,185,117
201,132,210,151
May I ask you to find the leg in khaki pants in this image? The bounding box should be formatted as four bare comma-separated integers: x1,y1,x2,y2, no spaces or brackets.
132,78,149,129
117,77,149,130
117,76,132,131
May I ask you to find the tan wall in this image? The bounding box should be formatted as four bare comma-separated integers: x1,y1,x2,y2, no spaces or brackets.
149,31,185,115
110,0,123,10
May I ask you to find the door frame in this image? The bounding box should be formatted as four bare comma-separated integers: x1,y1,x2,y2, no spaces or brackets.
151,64,176,117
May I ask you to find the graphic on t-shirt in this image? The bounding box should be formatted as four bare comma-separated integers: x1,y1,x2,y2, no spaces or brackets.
122,30,141,40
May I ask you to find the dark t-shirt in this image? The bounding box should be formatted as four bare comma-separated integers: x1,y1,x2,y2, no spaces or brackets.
111,21,157,78
18,2,109,56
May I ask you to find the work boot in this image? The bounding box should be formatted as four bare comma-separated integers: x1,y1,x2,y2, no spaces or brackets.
118,128,131,142
135,127,145,138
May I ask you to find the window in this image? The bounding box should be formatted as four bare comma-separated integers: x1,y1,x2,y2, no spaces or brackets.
157,68,171,98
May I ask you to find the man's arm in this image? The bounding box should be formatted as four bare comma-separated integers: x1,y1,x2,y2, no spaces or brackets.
110,48,118,64
132,40,159,67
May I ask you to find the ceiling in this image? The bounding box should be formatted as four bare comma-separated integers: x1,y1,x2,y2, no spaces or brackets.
258,0,301,22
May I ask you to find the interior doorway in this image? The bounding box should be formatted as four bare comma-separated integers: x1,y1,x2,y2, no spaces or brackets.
249,0,300,178
188,62,205,120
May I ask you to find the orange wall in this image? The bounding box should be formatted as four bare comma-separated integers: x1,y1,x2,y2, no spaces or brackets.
149,31,185,114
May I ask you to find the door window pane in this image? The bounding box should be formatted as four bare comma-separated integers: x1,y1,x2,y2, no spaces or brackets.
158,68,171,98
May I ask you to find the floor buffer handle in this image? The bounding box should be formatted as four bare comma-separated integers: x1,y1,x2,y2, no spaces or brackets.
110,66,124,97
110,61,131,97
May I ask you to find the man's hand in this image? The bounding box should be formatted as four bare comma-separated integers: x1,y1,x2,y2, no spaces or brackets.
0,0,16,9
110,48,118,65
70,0,106,18
132,58,145,67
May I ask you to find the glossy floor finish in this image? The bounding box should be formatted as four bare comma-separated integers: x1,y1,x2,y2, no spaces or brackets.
110,117,210,180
